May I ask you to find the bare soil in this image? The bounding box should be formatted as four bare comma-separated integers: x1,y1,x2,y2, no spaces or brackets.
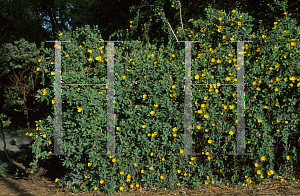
1,174,300,196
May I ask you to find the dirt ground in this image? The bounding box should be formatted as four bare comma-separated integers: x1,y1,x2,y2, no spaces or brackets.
1,173,300,196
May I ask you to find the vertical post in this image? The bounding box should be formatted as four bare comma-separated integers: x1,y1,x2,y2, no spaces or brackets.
100,41,123,156
47,40,71,156
228,40,253,156
176,41,201,156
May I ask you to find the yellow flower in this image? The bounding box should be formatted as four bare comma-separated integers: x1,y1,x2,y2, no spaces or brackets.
285,121,288,124
162,158,165,161
120,172,124,175
48,141,52,145
112,158,116,162
261,156,266,161
255,163,259,167
36,67,40,71
78,107,82,112
151,152,154,156
219,17,222,21
286,156,290,160
150,111,155,115
55,178,58,182
36,135,38,138
177,169,181,173
258,119,262,123
160,175,164,180
257,170,261,175
149,167,154,170
172,127,178,132
142,125,146,128
136,183,140,187
119,187,124,191
205,152,209,155
49,151,52,154
172,85,176,89
197,125,201,130
195,74,200,79
232,10,236,13
229,131,234,135
275,102,279,106
204,114,209,119
94,187,97,191
173,134,177,137
134,163,137,166
141,169,144,173
88,162,92,167
208,139,212,144
43,134,46,138
180,149,184,154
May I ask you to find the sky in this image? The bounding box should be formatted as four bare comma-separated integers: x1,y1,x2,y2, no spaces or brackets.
39,3,74,34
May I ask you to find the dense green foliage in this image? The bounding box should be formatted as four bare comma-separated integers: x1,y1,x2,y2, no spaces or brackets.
23,2,300,194
1,0,300,132
1,0,300,195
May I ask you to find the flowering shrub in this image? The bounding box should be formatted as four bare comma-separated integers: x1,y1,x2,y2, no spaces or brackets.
29,3,300,195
